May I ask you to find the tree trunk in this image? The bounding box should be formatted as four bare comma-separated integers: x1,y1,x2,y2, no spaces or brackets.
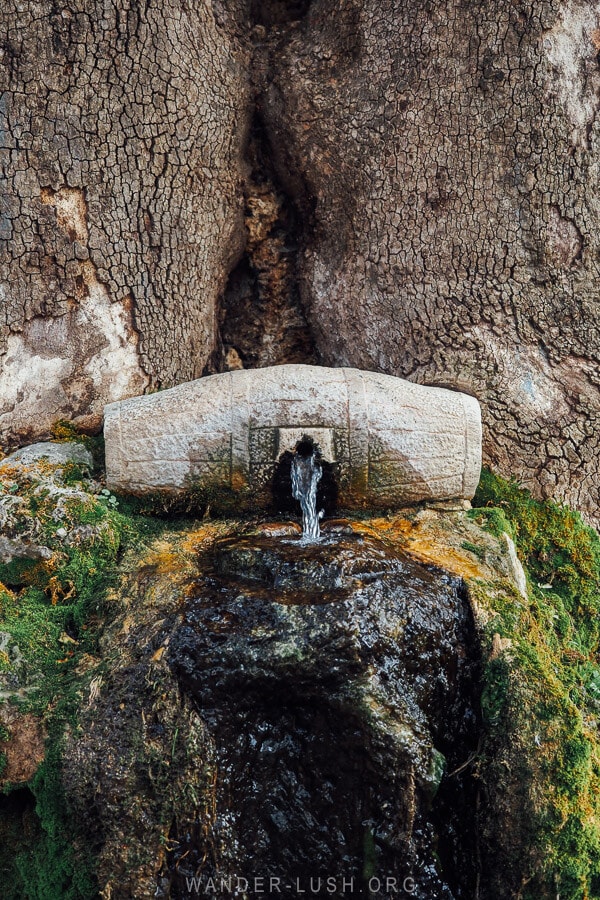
261,0,600,524
2,0,600,526
0,0,250,443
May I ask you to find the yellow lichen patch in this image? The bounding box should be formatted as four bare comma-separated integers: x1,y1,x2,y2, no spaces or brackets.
47,575,76,606
50,421,82,442
134,527,231,585
231,470,247,492
402,538,486,582
139,540,184,576
180,522,235,554
350,514,490,582
119,615,136,636
0,457,64,486
103,588,120,605
349,516,413,540
151,645,166,663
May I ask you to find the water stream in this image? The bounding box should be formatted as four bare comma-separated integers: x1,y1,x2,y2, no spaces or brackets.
291,442,323,542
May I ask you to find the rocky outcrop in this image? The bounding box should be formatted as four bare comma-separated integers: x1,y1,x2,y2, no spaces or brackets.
60,518,492,898
104,365,482,510
4,442,93,470
51,506,543,900
166,529,480,898
1,446,597,898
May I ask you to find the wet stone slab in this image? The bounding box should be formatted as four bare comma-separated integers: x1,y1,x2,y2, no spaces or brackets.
166,530,481,899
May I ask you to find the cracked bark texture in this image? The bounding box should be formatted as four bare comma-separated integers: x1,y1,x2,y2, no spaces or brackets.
260,0,600,523
3,0,600,524
0,0,249,444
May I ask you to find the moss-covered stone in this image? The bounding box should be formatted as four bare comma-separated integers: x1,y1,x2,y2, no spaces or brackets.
470,469,600,899
3,455,600,899
0,448,178,897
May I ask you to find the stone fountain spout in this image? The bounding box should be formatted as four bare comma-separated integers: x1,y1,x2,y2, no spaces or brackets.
103,364,482,513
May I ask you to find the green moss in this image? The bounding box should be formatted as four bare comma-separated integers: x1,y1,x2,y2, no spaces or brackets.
112,487,206,519
461,540,486,561
0,461,179,896
7,455,600,897
472,468,600,898
113,479,259,520
473,468,600,619
50,420,106,476
469,504,514,540
14,737,98,900
480,655,510,727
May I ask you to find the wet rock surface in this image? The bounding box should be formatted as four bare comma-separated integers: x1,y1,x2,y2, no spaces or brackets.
166,531,481,898
212,532,403,600
53,508,534,899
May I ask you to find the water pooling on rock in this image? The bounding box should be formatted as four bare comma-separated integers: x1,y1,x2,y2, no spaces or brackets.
166,528,481,898
290,438,323,542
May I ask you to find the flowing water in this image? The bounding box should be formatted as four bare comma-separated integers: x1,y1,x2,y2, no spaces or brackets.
165,442,480,897
291,445,323,542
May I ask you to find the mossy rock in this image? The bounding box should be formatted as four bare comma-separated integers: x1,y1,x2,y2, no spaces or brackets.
0,453,180,898
2,456,600,899
471,469,600,899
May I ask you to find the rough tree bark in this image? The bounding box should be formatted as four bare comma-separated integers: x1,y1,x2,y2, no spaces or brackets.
2,0,600,525
0,0,250,443
260,0,600,523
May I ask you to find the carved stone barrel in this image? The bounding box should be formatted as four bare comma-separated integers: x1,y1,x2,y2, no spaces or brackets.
104,365,482,510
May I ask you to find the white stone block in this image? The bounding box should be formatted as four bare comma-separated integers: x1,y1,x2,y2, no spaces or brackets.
104,365,482,510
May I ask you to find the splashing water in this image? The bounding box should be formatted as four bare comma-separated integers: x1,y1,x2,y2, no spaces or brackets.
291,446,323,542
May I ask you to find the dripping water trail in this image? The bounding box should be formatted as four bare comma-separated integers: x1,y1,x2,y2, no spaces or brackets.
291,439,323,542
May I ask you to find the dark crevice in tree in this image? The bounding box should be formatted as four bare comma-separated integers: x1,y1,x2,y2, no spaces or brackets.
210,1,312,39
213,113,318,373
249,0,312,27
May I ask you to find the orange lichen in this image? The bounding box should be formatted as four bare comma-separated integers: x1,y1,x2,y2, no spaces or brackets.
47,575,76,606
231,471,247,492
350,514,489,582
139,541,183,576
180,522,234,554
